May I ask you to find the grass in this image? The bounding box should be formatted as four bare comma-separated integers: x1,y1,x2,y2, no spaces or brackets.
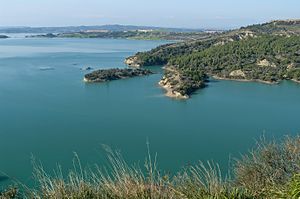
1,136,300,198
234,136,300,197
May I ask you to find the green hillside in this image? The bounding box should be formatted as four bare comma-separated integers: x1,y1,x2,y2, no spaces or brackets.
126,20,300,98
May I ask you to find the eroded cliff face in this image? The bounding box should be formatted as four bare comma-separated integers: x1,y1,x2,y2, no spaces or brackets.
159,66,206,99
124,56,141,68
158,67,189,99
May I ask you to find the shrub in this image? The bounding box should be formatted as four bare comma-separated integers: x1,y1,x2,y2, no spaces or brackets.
234,136,300,197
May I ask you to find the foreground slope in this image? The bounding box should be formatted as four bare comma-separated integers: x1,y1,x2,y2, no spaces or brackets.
3,136,300,198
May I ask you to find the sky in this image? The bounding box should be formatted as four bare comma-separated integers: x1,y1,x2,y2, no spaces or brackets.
0,0,299,29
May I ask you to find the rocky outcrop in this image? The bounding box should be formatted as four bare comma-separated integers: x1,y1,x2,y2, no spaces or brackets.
287,63,296,70
124,56,141,68
83,68,153,83
257,59,277,68
159,66,206,99
229,69,246,78
81,66,93,71
159,77,189,99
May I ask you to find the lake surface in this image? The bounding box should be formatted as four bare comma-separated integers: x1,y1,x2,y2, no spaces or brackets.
0,37,300,186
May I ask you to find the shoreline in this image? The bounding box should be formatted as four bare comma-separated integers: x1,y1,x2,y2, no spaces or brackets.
158,66,190,99
291,79,300,84
83,68,153,83
158,80,189,99
159,76,300,100
211,75,279,85
83,77,91,83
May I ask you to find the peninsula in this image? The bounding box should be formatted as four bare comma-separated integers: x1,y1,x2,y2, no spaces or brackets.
83,68,153,83
125,20,300,99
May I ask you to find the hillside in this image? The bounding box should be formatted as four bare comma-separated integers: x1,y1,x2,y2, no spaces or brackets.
29,30,214,41
241,19,300,35
0,24,204,34
125,20,300,99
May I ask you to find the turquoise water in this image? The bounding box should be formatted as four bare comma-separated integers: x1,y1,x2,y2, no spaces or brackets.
0,38,300,186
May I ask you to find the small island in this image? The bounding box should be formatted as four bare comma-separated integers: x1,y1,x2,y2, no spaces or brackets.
0,35,9,39
83,68,153,83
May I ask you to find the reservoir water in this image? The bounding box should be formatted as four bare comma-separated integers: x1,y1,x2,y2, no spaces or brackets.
0,37,300,186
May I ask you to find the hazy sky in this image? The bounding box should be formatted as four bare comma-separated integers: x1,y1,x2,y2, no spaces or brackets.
0,0,299,29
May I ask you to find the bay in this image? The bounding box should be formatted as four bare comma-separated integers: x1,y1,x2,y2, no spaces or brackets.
0,37,299,186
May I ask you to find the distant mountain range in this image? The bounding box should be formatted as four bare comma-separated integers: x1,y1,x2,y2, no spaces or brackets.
0,25,205,33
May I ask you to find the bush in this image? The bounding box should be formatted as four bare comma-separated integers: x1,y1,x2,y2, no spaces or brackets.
234,136,300,197
3,136,300,198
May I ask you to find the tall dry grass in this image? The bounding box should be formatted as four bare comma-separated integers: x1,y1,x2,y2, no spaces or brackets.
234,136,300,198
25,145,244,199
2,136,300,199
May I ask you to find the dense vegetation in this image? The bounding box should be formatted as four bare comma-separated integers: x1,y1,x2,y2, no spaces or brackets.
2,136,300,198
126,20,300,98
241,20,300,34
132,38,217,66
84,68,153,83
170,35,300,83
